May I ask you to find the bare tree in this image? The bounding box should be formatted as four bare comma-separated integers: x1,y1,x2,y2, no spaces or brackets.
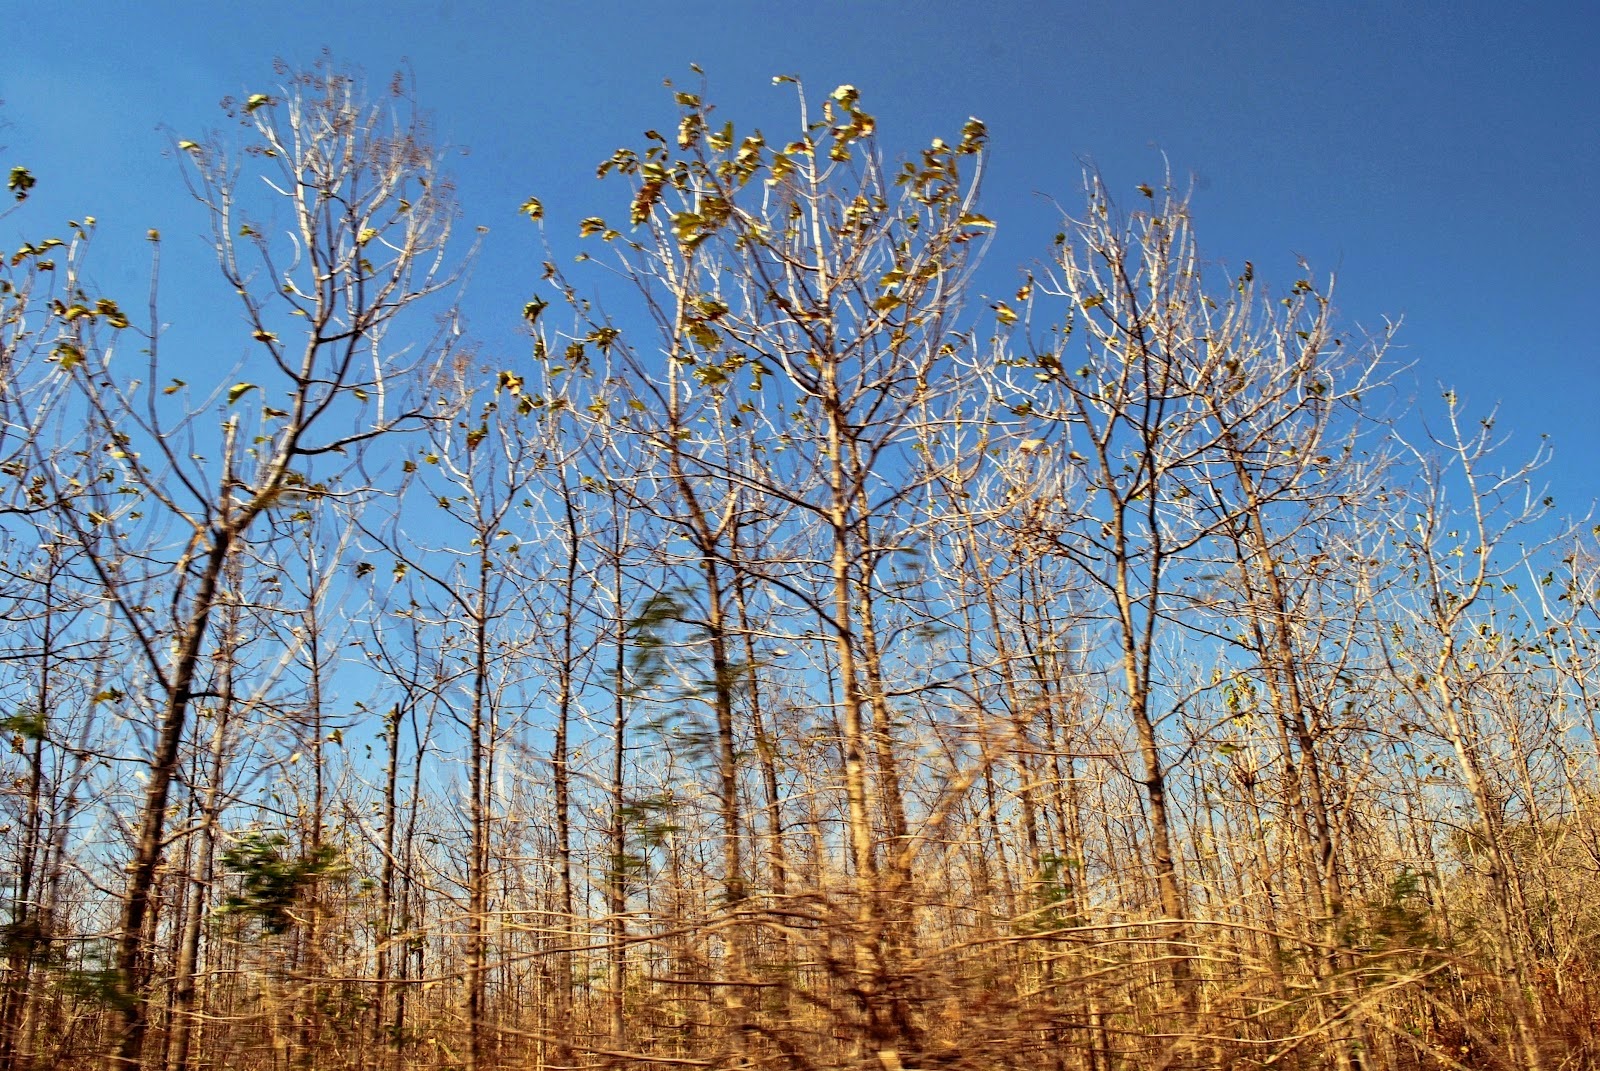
0,62,469,1069
1382,396,1562,1071
559,75,998,1068
9,58,1600,1071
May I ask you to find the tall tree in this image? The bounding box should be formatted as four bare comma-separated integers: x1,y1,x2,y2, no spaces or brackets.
3,63,470,1069
564,76,993,1067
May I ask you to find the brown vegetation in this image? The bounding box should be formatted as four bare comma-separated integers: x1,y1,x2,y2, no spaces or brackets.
1,64,1597,1071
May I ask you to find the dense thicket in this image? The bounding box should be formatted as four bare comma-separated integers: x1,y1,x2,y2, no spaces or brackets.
2,64,1597,1071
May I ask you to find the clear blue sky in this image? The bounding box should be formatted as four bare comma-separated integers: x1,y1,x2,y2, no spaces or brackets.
5,1,1597,510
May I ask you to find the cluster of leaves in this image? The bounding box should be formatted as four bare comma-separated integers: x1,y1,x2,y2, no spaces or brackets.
54,943,134,1011
1016,852,1086,934
2,708,47,746
7,166,33,202
217,831,346,936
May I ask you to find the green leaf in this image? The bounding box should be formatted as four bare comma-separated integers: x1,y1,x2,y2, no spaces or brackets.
2,711,48,740
694,297,729,320
671,211,706,248
95,298,129,329
688,322,720,350
227,383,257,406
7,166,36,202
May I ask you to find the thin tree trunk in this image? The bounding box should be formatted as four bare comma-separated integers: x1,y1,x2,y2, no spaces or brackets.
1,551,59,1071
375,700,402,1069
465,546,493,1071
608,547,629,1061
110,525,236,1071
167,612,236,1071
552,478,581,1070
730,557,786,900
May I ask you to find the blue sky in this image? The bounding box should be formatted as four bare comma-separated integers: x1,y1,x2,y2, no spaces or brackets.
4,1,1597,511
